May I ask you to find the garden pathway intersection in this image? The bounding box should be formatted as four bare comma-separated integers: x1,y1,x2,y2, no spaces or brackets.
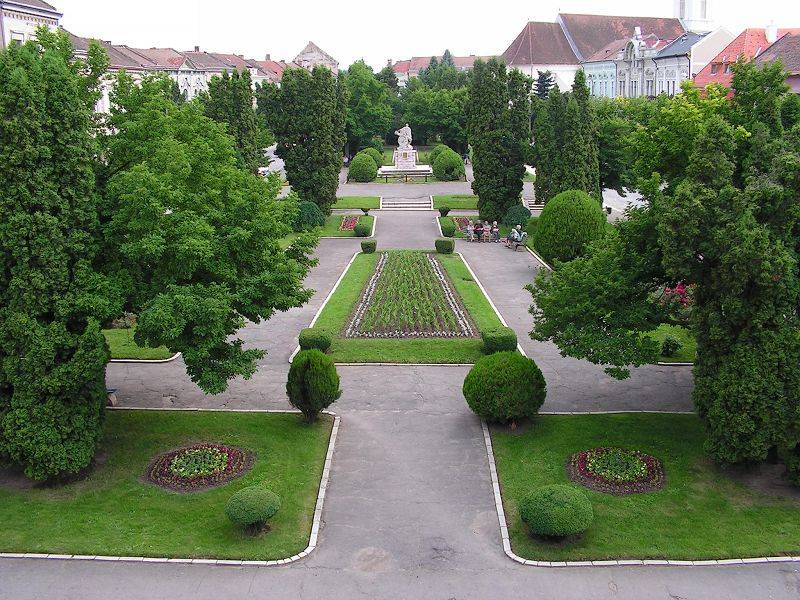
2,190,797,600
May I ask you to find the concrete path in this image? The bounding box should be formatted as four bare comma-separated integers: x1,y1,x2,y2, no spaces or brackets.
4,206,794,600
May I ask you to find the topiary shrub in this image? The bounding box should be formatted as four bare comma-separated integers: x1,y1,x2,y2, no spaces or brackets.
354,222,371,237
349,152,378,183
481,327,518,354
502,204,532,228
433,148,465,181
294,200,326,231
462,352,546,423
225,485,281,532
287,349,342,422
427,143,450,166
360,207,371,215
298,328,332,352
440,219,456,238
660,335,683,357
361,240,377,254
534,190,606,264
519,485,593,538
363,147,384,168
525,216,539,238
438,206,451,217
435,238,455,254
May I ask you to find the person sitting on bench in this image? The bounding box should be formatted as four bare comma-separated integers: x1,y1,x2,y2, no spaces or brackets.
474,220,485,242
505,225,522,247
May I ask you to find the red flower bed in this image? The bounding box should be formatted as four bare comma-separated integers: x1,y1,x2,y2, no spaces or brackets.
566,447,666,495
340,216,360,231
146,443,254,492
453,217,470,231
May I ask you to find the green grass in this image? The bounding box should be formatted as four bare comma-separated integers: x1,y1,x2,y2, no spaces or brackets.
434,195,478,210
333,196,380,210
312,251,503,363
646,324,697,363
523,172,536,183
382,146,434,166
0,410,333,560
492,413,800,561
320,214,374,238
102,328,173,360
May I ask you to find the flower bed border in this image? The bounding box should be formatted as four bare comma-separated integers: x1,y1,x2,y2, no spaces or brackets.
145,443,255,493
566,447,666,495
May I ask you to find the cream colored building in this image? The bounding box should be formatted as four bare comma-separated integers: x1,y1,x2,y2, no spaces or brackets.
293,41,338,75
0,0,60,48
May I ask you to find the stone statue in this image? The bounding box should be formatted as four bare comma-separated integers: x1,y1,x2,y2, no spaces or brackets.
395,123,413,150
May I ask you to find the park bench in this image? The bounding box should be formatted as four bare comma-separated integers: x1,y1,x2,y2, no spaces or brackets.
509,232,528,251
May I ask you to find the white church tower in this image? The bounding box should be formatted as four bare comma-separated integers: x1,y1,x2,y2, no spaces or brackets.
675,0,714,33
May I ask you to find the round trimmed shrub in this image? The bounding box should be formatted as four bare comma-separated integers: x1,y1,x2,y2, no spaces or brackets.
525,216,539,238
660,335,683,357
435,238,455,254
361,240,377,254
298,328,332,352
349,152,378,182
481,327,518,354
354,222,371,237
363,147,384,169
427,143,450,166
519,485,593,538
294,200,326,232
534,190,606,264
225,485,281,530
433,148,465,181
440,219,456,238
502,204,532,228
438,206,451,217
287,349,342,422
462,352,546,423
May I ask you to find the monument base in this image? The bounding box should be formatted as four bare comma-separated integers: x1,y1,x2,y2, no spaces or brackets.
393,149,418,170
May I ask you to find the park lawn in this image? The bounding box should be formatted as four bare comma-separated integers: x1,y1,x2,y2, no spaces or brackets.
382,146,434,165
647,324,697,363
320,214,374,238
0,410,333,561
102,327,173,360
333,196,380,210
434,195,478,210
492,413,800,561
523,172,536,183
312,251,503,363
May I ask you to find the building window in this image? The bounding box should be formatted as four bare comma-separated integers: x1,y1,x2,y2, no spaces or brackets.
724,64,732,74
710,63,719,74
701,0,708,19
10,31,25,44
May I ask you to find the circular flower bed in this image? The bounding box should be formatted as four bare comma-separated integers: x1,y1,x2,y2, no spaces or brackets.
146,443,254,492
567,447,665,494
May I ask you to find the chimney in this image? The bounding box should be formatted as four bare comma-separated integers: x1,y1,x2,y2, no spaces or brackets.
766,21,778,44
265,53,271,61
194,45,200,52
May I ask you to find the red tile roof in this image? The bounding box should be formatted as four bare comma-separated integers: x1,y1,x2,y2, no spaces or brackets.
695,28,800,88
501,21,578,66
391,55,491,76
584,33,672,63
392,59,411,74
558,13,685,61
755,32,800,75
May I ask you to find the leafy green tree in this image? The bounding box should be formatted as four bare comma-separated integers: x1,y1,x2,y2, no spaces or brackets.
204,69,261,173
376,65,399,94
343,60,393,153
468,58,530,221
418,52,469,90
400,85,468,151
0,32,117,480
593,98,633,194
534,70,555,100
257,66,347,213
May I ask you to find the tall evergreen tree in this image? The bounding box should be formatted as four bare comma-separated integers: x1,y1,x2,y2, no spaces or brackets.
258,66,347,213
343,60,393,153
561,96,590,192
376,65,399,94
572,69,601,200
205,69,261,173
533,86,565,203
534,70,555,100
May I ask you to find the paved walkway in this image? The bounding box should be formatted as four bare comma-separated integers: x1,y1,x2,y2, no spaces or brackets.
4,205,797,600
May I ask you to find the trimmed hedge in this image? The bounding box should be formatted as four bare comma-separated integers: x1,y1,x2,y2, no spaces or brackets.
349,152,378,183
361,240,377,254
438,206,451,217
428,143,450,167
481,327,518,354
440,219,456,238
287,349,342,422
519,485,593,538
354,222,371,237
433,147,465,181
294,200,326,231
225,485,281,530
534,190,606,264
462,352,546,423
299,328,332,352
502,204,532,228
363,147,384,168
435,238,455,254
525,216,539,238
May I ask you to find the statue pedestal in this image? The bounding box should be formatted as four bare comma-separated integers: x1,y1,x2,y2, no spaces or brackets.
393,148,418,170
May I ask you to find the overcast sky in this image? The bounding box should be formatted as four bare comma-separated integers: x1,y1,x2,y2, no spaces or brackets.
57,0,800,70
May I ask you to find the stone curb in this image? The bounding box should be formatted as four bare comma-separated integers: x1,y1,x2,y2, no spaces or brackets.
109,352,182,364
0,408,341,568
319,214,378,240
480,418,799,568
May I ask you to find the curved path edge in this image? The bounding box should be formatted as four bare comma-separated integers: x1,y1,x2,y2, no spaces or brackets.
481,418,800,568
0,407,340,568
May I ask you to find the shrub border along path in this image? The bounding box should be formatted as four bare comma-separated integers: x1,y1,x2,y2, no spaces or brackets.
0,407,340,567
481,414,800,568
289,251,524,366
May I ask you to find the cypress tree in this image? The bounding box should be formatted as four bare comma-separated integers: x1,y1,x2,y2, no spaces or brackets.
572,69,601,200
560,96,590,193
534,70,555,100
206,69,261,173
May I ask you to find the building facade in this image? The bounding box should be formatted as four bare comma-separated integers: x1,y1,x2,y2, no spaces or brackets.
653,28,733,96
0,0,60,48
293,41,338,75
754,32,800,93
390,54,493,87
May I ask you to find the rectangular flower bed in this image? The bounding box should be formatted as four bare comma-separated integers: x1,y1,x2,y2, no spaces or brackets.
320,214,373,238
339,216,360,231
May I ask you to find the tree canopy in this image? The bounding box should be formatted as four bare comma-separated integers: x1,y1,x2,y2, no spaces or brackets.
342,60,393,154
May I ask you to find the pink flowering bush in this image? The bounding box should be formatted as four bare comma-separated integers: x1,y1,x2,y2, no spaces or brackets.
340,216,360,231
